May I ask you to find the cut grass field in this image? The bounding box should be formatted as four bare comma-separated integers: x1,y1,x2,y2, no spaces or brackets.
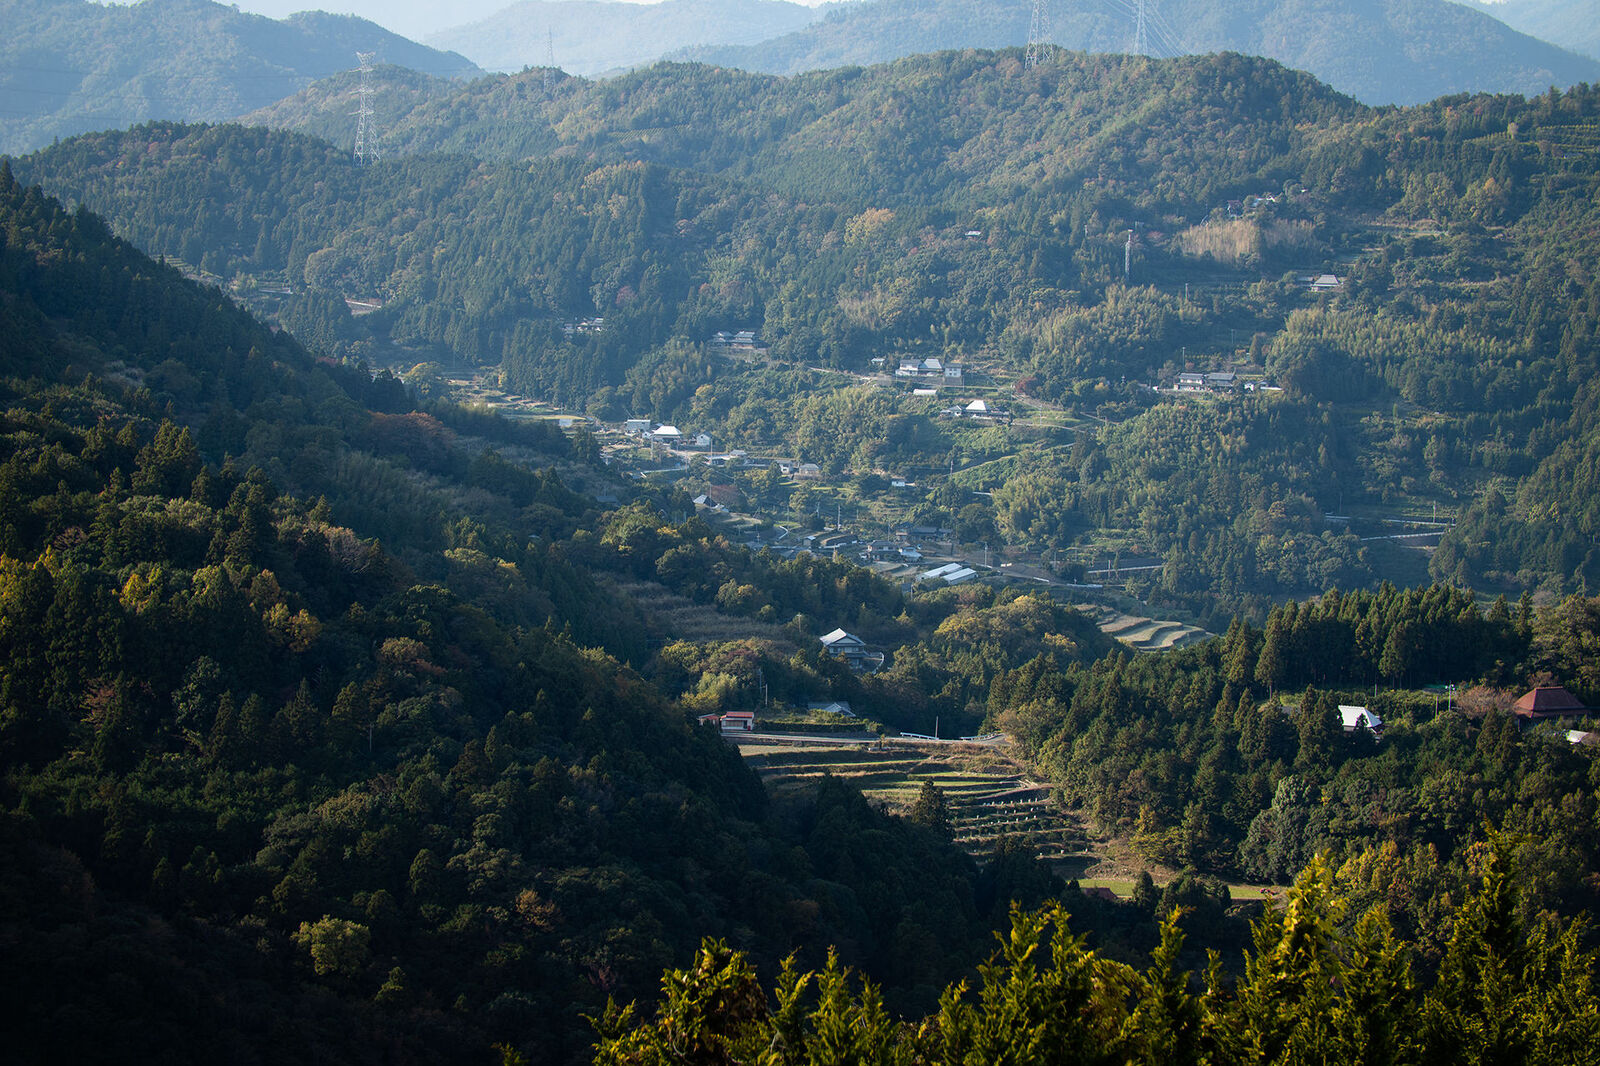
604,578,799,651
1087,606,1209,651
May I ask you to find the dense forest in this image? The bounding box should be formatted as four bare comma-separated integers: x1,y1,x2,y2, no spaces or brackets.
0,163,1100,1063
4,43,1600,1066
599,843,1600,1065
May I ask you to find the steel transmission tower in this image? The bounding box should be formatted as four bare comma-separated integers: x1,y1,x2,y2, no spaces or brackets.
352,52,378,165
1025,0,1051,70
543,29,555,93
1132,0,1151,54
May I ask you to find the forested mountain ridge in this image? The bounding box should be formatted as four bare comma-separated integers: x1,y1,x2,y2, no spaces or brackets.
0,0,481,156
425,0,823,76
1466,0,1600,61
243,49,1360,211
668,0,1600,105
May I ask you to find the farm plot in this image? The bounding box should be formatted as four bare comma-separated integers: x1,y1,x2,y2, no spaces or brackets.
605,578,799,649
733,738,1101,876
1088,606,1209,651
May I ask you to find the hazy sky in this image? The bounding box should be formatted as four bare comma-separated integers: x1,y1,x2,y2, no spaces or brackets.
202,0,832,43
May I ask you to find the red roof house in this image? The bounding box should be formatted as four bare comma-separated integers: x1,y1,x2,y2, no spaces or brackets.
720,711,756,732
1512,685,1588,722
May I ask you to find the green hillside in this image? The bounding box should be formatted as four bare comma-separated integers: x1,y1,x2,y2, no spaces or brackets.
18,53,1600,610
0,161,1103,1062
0,0,480,156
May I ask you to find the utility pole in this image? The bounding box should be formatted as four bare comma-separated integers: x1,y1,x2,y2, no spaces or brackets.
352,52,378,165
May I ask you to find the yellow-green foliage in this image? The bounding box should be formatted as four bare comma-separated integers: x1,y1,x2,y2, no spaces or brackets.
1176,219,1318,265
595,841,1600,1066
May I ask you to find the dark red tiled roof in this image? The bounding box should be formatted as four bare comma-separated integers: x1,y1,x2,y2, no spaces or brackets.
1513,685,1587,718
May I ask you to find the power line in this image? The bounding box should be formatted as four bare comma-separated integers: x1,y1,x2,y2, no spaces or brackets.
1097,0,1187,59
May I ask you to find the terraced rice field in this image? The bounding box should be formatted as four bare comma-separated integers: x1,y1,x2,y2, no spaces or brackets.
733,738,1102,876
1089,607,1209,651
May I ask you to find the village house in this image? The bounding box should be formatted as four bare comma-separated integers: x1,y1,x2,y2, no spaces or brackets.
1338,704,1384,735
1175,371,1240,393
1298,274,1343,292
895,357,960,384
708,329,759,350
904,525,955,541
819,629,884,673
864,540,902,562
1513,685,1589,724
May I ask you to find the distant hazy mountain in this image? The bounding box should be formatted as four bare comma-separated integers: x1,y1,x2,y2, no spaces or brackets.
0,0,481,155
426,0,823,75
1463,0,1600,60
672,0,1600,105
